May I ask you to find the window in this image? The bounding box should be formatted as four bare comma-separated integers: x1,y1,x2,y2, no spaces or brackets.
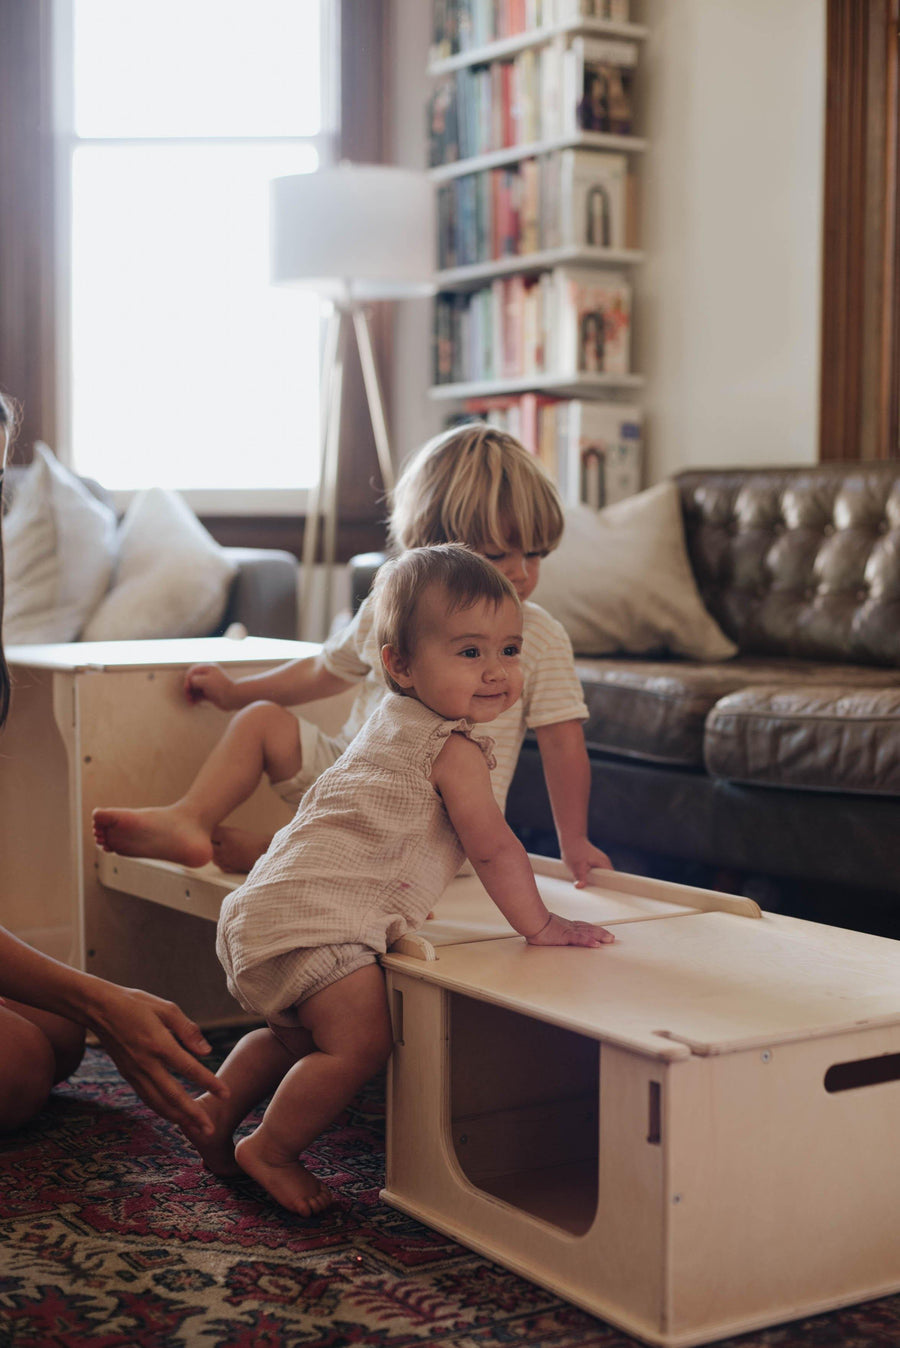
56,0,334,511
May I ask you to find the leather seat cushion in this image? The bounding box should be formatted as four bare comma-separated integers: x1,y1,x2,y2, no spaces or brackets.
577,656,900,769
704,683,900,795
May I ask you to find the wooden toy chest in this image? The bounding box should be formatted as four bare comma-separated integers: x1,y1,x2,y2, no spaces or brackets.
381,860,900,1347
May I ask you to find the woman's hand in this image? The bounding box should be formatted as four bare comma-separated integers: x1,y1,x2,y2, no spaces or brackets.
87,985,227,1135
184,663,238,709
525,912,615,948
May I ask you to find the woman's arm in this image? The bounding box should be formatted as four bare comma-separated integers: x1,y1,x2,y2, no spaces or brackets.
0,926,227,1134
433,736,613,946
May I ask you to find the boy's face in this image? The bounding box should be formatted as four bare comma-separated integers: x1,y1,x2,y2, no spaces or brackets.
473,537,544,602
385,585,524,724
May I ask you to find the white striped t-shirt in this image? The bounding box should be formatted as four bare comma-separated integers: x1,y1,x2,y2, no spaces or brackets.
322,595,587,810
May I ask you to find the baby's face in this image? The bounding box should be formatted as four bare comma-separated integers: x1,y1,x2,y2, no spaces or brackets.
399,587,524,724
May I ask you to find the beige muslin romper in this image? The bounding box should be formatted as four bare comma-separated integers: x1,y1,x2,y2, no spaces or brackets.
217,694,495,1025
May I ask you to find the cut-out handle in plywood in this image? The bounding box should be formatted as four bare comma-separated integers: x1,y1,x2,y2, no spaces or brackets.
824,1052,900,1093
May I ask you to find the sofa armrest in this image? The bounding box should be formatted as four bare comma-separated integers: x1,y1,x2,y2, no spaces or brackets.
219,547,299,639
350,551,388,614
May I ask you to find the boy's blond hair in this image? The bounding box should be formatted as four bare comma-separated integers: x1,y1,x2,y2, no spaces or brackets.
389,423,564,556
373,543,520,694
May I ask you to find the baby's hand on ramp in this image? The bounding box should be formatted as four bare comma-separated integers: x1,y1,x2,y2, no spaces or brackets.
526,913,615,948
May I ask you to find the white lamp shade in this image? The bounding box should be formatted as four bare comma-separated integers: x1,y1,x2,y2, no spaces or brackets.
271,164,435,300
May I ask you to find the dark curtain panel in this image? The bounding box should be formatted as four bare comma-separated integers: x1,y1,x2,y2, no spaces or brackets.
332,0,392,555
0,0,56,463
821,0,900,461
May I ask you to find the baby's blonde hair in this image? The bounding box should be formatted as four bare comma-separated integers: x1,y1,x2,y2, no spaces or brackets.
373,543,520,694
389,423,564,556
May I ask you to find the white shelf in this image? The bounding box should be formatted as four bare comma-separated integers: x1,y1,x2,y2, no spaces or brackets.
429,131,647,182
430,372,645,400
428,18,649,75
436,246,643,290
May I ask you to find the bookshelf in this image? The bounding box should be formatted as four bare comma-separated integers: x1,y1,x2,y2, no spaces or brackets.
427,0,647,512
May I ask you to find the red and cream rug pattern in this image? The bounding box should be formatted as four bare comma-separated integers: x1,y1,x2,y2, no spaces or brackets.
1,1031,899,1347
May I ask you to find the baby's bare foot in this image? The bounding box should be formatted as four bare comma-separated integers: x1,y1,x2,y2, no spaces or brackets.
183,1093,242,1178
211,825,271,875
234,1131,333,1216
92,806,213,868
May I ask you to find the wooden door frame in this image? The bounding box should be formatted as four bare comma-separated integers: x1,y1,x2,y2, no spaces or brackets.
820,0,900,461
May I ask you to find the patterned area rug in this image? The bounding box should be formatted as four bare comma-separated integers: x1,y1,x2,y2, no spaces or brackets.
2,1030,900,1348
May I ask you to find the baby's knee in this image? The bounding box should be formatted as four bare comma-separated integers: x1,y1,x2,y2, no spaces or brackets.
355,1013,395,1077
0,1010,56,1132
240,699,295,733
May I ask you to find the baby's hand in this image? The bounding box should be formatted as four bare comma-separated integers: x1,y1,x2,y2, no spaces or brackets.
184,663,237,709
526,913,615,948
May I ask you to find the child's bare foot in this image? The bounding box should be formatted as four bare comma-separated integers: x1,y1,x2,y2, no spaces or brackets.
92,805,213,868
210,825,272,875
234,1130,333,1216
182,1092,242,1177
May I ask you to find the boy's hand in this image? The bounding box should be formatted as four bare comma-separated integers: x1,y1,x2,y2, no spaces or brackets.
526,913,614,947
561,838,614,889
184,663,238,709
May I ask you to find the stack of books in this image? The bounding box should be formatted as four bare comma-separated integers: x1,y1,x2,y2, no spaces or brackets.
428,37,638,166
437,149,635,269
433,266,632,384
431,0,631,62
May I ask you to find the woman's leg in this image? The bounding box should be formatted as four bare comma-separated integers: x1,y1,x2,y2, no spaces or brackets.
0,1000,85,1132
235,964,393,1215
92,701,302,868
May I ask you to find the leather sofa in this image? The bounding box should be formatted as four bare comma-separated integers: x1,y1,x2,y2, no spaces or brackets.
506,463,900,916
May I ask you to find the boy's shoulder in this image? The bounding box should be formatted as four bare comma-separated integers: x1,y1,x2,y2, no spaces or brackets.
522,599,571,643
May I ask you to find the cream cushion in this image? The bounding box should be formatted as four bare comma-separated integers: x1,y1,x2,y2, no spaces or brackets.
81,487,236,641
2,442,117,645
532,483,737,660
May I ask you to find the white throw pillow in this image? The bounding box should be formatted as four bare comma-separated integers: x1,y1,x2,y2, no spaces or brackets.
532,483,737,660
2,442,118,645
81,488,237,641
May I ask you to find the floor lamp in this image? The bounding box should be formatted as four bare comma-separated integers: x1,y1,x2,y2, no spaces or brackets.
270,164,435,640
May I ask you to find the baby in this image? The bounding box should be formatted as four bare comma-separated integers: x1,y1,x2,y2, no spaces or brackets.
189,545,614,1215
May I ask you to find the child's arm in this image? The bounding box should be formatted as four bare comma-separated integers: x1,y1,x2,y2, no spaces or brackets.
184,654,354,711
535,720,613,887
433,735,614,947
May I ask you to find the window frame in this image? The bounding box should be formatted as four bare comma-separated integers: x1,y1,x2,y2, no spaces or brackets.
51,0,340,516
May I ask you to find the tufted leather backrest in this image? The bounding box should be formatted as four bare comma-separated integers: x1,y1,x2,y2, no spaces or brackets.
677,464,900,666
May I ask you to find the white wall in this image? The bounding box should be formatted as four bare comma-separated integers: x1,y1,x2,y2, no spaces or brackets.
386,0,827,481
637,0,825,478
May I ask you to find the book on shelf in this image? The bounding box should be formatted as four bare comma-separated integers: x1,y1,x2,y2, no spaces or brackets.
554,0,631,22
564,35,638,136
552,266,631,377
557,148,631,250
556,400,642,508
